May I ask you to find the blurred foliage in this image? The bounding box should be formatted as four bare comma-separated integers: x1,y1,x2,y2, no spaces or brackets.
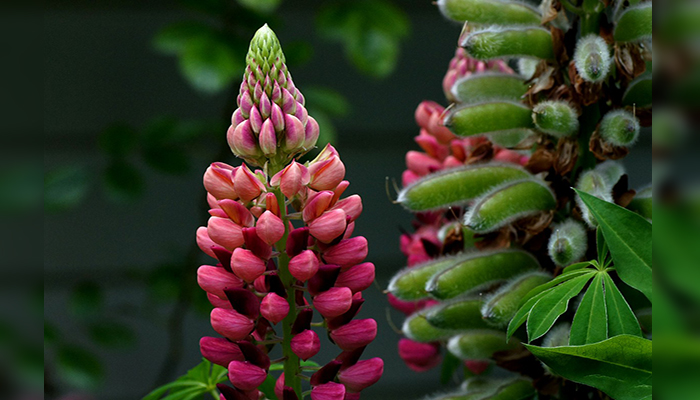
142,359,227,400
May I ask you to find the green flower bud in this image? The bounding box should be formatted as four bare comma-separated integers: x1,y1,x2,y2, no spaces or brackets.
464,179,557,233
614,2,652,43
451,73,528,104
424,297,491,330
403,305,457,342
461,26,554,60
426,249,540,300
447,330,521,360
532,100,579,137
573,35,611,83
481,271,552,327
547,219,587,266
438,0,541,25
599,109,640,147
397,163,530,212
246,24,286,82
444,101,534,137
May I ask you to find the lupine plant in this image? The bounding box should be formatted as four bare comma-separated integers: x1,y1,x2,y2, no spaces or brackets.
146,25,381,400
388,1,652,399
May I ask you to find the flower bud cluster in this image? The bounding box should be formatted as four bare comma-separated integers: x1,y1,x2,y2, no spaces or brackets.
196,25,381,400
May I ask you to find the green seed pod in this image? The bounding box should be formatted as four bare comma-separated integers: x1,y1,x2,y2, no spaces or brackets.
427,249,540,300
622,73,652,107
575,170,613,227
599,109,640,147
573,34,611,83
403,305,457,342
437,0,541,25
481,271,552,327
517,58,539,79
397,163,530,212
487,129,534,148
388,255,462,300
547,219,587,266
460,26,554,60
425,297,492,330
451,73,529,104
487,379,537,400
614,3,652,42
447,330,521,360
532,100,579,137
595,160,626,188
628,185,652,220
444,101,534,137
464,179,557,233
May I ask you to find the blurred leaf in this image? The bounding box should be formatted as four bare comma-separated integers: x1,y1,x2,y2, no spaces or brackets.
99,123,138,158
44,165,89,212
103,160,145,202
526,335,652,400
569,273,607,345
306,109,337,150
0,164,42,214
142,358,227,400
153,22,217,55
44,320,59,345
141,117,192,175
16,342,44,388
304,87,351,117
258,373,278,400
148,264,183,302
179,36,243,94
284,40,314,67
576,190,652,302
316,0,409,77
88,321,137,349
69,281,103,319
236,0,281,14
178,0,228,16
56,345,103,390
440,351,461,385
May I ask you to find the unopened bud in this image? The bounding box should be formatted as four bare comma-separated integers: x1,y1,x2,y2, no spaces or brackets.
548,219,587,266
599,109,640,147
573,34,611,83
532,100,579,137
260,292,289,325
290,329,321,361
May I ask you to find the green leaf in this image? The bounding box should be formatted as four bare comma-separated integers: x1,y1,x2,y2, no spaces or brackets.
440,351,462,385
178,37,243,93
153,22,216,55
44,165,90,212
563,261,594,274
99,123,138,158
575,190,652,302
88,321,137,349
269,359,319,371
56,345,103,390
142,359,227,400
103,160,145,202
525,335,652,400
236,0,281,13
258,373,279,400
69,281,103,319
603,274,642,337
304,87,351,117
569,273,607,345
527,274,593,342
596,226,610,267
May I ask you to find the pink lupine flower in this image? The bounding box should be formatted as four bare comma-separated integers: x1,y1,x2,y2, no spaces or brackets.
196,227,218,259
204,162,238,200
197,265,245,298
231,248,266,283
311,382,346,400
210,308,255,341
303,191,334,222
200,337,245,367
260,292,289,324
256,210,285,245
234,165,266,202
398,339,442,372
290,329,321,361
313,287,353,318
330,319,378,351
335,262,375,293
309,209,347,243
228,361,268,391
288,250,320,282
338,357,384,392
207,217,245,250
270,161,309,199
323,237,368,268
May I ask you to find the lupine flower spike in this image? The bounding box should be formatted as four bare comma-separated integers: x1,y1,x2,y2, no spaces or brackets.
196,24,380,400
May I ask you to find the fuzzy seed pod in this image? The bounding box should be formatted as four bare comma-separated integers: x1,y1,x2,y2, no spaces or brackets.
547,219,587,266
573,35,612,83
575,170,613,227
460,26,554,61
437,0,541,25
446,329,520,360
599,109,640,147
532,100,579,137
481,271,552,328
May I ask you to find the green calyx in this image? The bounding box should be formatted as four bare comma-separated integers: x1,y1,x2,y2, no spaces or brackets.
246,24,288,82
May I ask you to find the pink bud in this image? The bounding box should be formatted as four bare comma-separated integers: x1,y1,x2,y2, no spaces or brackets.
231,248,266,283
207,217,245,250
284,114,305,151
429,112,456,144
271,102,285,132
398,339,441,372
232,108,245,126
465,360,490,375
249,105,262,134
272,80,282,103
260,92,271,118
406,151,442,176
338,358,383,392
200,337,244,367
401,170,421,187
259,119,277,156
323,237,368,268
271,161,310,199
311,382,346,400
204,163,238,200
330,319,377,351
210,308,255,341
442,156,463,169
304,116,320,150
238,90,253,117
288,250,319,282
197,265,244,298
415,132,449,160
196,227,218,259
208,293,232,309
290,329,321,361
260,292,289,325
275,373,285,399
309,209,347,243
218,199,255,227
309,156,345,191
295,104,308,125
228,121,260,158
335,263,375,293
253,81,263,103
281,88,297,114
415,101,443,130
254,275,268,294
303,191,334,222
228,361,267,391
256,211,285,245
313,287,353,318
234,165,266,203
331,195,362,222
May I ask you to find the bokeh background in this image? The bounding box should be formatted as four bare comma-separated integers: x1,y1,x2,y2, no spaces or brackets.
20,0,687,399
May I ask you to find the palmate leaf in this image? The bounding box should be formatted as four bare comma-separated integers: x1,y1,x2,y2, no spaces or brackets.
575,190,652,302
603,274,643,337
525,335,652,400
569,273,607,345
142,359,227,400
